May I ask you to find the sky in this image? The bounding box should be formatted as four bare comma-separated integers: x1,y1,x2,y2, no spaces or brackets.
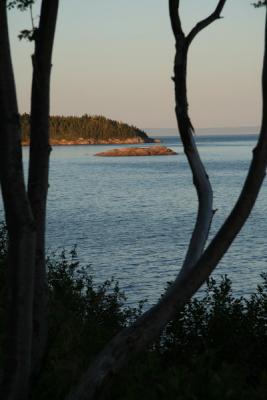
7,0,266,131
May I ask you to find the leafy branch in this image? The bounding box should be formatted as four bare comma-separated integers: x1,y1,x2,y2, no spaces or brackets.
253,1,267,7
7,0,38,41
7,0,35,11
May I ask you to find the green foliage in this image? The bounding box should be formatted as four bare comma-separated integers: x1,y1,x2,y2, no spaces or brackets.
20,113,151,143
0,226,266,399
112,275,267,399
31,248,144,399
0,223,142,397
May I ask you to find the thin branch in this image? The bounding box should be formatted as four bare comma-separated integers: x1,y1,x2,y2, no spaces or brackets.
178,139,213,275
186,0,227,45
169,0,184,38
65,5,267,400
66,60,267,400
30,4,34,30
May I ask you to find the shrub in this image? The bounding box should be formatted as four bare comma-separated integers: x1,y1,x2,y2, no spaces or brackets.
0,225,266,399
111,275,267,400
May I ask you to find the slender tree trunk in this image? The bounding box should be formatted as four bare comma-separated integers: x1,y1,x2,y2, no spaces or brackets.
27,0,59,374
66,18,267,393
173,38,213,275
0,1,36,399
64,4,267,400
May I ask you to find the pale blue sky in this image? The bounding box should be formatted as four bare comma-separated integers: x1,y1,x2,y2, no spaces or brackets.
8,1,266,130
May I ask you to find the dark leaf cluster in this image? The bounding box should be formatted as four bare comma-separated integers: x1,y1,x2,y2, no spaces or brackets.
253,1,267,7
18,28,36,41
7,0,35,11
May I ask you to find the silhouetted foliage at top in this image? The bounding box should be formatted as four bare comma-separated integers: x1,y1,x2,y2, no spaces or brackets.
7,0,35,10
253,1,267,7
20,113,153,143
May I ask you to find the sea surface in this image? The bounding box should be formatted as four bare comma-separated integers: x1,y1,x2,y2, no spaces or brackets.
1,134,266,306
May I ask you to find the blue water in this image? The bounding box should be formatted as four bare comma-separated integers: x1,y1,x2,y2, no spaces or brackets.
1,134,266,306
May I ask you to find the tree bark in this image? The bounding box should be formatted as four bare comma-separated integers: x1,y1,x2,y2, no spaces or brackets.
65,2,234,400
66,10,267,391
168,1,227,275
0,1,36,399
27,0,59,374
172,39,213,275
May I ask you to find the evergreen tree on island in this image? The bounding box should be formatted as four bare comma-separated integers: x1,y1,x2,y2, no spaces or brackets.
20,114,157,144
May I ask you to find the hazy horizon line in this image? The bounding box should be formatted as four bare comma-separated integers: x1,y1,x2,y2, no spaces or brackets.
146,126,260,136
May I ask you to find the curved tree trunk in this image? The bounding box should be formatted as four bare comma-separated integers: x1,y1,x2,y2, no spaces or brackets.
169,0,228,274
173,39,213,275
66,6,267,394
65,2,233,400
27,0,59,374
0,1,36,399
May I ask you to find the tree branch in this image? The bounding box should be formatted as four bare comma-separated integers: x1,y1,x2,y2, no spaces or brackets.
28,0,59,375
66,63,267,400
186,0,227,45
0,1,36,399
178,139,214,275
65,6,267,400
169,0,184,38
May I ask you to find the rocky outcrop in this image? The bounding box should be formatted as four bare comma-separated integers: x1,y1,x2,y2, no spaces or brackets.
95,146,177,157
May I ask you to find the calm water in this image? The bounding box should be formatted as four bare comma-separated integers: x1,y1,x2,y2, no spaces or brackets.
1,134,266,305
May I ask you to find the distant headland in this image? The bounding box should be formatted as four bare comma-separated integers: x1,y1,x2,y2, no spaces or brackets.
20,114,158,145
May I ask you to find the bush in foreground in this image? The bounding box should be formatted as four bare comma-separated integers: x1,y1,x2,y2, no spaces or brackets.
0,224,266,399
112,275,267,399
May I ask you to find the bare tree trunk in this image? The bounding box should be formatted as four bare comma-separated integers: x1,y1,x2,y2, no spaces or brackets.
27,0,59,374
172,39,213,275
169,1,227,276
65,2,234,400
66,7,267,391
0,1,36,399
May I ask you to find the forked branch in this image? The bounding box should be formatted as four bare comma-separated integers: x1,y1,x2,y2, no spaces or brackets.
187,0,227,45
169,0,184,38
65,2,241,400
66,10,267,399
169,0,227,274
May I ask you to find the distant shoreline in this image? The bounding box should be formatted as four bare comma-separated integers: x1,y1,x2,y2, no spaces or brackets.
22,137,160,146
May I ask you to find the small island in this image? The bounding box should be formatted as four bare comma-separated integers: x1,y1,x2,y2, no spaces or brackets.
20,114,158,145
95,146,177,157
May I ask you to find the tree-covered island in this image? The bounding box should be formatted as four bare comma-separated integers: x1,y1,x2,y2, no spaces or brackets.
20,113,158,145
